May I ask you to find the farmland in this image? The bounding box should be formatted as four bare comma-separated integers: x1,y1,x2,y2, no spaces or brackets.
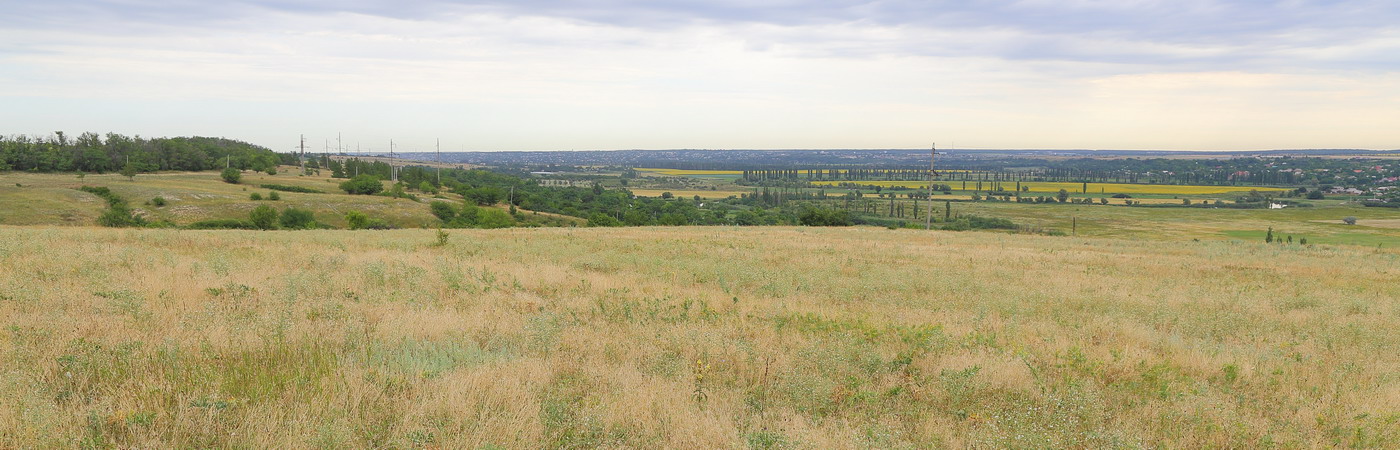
1,226,1397,447
804,180,1288,196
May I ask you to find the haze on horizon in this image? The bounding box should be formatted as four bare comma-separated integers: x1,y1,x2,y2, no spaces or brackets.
3,0,1398,153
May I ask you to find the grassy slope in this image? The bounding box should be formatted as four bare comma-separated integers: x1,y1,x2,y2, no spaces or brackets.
1,226,1397,447
0,169,439,228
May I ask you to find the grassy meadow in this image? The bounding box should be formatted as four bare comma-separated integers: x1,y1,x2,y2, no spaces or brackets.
1,226,1398,447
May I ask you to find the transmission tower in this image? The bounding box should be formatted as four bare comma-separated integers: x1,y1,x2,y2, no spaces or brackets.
925,143,937,230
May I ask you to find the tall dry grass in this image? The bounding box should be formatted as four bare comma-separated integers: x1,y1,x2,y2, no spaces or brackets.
0,226,1397,448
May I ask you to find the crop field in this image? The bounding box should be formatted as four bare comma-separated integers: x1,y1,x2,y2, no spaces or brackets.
0,226,1397,447
810,180,1292,196
628,189,750,200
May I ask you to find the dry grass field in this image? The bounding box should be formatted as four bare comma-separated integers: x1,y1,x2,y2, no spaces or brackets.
1,226,1398,448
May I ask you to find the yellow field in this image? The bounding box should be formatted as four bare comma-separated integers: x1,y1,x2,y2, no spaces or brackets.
810,180,1291,195
637,168,973,177
2,226,1398,447
628,189,748,199
635,168,743,176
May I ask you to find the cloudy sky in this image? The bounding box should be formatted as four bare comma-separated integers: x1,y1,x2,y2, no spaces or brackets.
3,0,1398,151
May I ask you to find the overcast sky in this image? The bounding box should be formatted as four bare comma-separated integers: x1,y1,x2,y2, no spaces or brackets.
3,0,1398,151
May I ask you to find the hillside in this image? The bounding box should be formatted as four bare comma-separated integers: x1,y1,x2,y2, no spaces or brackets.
0,226,1396,447
0,169,442,229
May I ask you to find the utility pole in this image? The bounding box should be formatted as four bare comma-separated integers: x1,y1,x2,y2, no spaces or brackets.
436,138,441,185
298,135,307,174
389,139,398,183
925,143,936,230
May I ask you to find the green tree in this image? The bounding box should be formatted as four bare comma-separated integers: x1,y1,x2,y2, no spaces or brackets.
1057,189,1070,203
120,161,138,181
1265,226,1274,243
249,204,279,230
267,191,280,201
221,167,241,184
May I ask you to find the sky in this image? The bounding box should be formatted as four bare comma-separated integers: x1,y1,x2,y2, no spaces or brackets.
2,0,1398,152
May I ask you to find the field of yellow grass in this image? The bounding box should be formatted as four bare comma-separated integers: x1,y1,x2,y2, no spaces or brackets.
1,226,1397,447
810,180,1291,195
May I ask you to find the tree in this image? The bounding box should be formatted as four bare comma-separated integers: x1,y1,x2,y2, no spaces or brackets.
340,174,384,195
1307,190,1325,200
265,166,277,175
120,161,138,181
249,204,279,230
1265,226,1274,243
1057,189,1070,203
419,181,437,194
221,167,241,184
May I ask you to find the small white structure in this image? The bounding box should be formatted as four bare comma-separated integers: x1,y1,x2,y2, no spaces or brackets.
1269,203,1287,209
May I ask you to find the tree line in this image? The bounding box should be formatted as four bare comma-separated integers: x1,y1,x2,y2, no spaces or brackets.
0,132,282,173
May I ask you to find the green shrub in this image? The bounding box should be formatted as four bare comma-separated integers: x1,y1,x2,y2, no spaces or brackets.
339,175,384,195
150,196,167,207
249,204,278,230
259,184,323,193
249,192,262,201
186,219,257,229
430,201,457,222
279,207,315,229
265,167,277,175
267,191,280,201
345,210,391,230
221,167,241,184
798,207,852,226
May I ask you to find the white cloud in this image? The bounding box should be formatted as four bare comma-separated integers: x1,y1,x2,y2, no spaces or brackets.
1,1,1398,149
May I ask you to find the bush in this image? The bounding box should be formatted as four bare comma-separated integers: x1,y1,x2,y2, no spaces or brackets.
279,207,316,229
586,212,621,227
150,196,167,207
267,191,280,201
340,175,384,195
345,210,392,230
1343,216,1357,225
259,184,323,193
186,219,257,230
476,208,516,229
221,167,241,184
265,167,277,175
249,204,279,230
97,203,146,227
1307,190,1325,200
430,201,457,222
249,192,263,201
798,207,852,226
